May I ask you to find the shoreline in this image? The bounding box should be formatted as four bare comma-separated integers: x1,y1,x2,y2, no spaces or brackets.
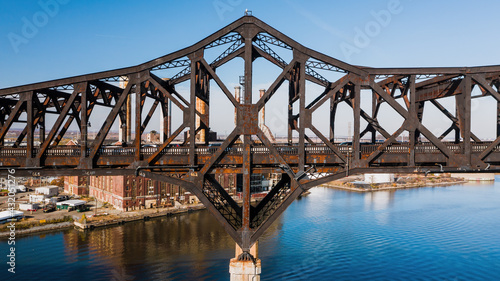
0,180,473,238
0,198,264,238
321,180,469,192
74,204,206,230
0,221,74,238
0,204,207,239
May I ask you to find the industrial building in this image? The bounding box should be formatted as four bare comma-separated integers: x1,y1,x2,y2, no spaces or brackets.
35,186,59,197
64,174,238,211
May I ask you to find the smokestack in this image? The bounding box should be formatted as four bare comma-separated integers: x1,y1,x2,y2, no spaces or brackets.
259,89,265,128
196,97,207,143
160,99,171,142
257,89,277,143
126,95,131,143
118,79,131,143
119,120,124,142
168,99,172,138
161,78,172,140
160,106,164,141
348,121,352,142
234,86,241,127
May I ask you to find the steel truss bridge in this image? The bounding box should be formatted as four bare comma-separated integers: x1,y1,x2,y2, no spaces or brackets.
2,15,500,259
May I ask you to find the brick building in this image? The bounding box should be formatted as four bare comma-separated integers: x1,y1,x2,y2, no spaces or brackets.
145,131,160,143
64,174,238,212
64,176,88,196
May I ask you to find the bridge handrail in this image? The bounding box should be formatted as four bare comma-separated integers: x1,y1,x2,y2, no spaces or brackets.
0,141,499,159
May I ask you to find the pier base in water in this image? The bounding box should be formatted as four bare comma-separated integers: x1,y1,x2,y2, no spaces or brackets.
229,242,261,281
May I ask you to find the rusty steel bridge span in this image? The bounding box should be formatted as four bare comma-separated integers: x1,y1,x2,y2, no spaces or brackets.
2,15,500,269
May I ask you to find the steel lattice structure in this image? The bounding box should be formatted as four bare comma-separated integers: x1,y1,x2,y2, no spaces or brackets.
1,16,500,257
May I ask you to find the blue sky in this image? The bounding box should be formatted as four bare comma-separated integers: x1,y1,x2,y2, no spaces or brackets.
1,0,499,139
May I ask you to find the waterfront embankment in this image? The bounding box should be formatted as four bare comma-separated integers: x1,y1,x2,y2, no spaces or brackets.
0,221,74,238
0,204,207,238
0,197,265,237
322,174,468,192
74,204,205,230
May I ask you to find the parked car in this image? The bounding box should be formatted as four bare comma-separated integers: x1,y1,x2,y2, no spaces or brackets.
42,204,56,213
142,144,158,148
76,205,90,212
58,195,70,201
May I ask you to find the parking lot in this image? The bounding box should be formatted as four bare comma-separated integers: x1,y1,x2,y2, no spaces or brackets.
0,189,93,221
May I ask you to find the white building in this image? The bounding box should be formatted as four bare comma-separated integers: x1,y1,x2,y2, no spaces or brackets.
44,197,59,204
0,210,24,223
18,203,39,211
56,200,86,210
364,174,395,184
15,185,27,192
29,194,46,203
35,186,59,197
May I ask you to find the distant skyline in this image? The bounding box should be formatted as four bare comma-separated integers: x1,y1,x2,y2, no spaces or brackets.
1,0,499,140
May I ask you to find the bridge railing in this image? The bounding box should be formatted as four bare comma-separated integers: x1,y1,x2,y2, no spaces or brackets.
471,143,500,153
472,144,487,153
3,141,500,160
45,147,81,156
251,146,270,154
305,145,334,154
141,147,157,155
445,143,462,153
97,147,135,156
141,146,190,155
415,143,440,153
0,147,27,157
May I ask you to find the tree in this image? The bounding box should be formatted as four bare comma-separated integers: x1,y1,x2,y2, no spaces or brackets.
50,177,64,187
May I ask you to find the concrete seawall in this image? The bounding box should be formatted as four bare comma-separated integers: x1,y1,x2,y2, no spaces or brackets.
0,221,73,238
74,205,206,230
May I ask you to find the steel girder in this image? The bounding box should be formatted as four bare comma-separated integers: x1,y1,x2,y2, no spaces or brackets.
2,15,500,258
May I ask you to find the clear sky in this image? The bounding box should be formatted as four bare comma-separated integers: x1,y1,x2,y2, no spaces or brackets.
1,0,499,140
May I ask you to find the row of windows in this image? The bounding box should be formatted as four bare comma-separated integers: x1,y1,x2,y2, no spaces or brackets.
72,175,238,197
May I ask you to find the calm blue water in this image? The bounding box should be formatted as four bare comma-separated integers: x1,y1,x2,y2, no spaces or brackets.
2,180,500,280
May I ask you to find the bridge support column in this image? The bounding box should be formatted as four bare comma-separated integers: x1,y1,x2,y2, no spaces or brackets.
229,242,261,281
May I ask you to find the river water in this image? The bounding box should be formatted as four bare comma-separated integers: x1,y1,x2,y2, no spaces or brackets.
2,180,500,280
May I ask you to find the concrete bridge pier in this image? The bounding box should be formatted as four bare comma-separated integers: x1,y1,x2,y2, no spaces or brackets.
229,242,261,281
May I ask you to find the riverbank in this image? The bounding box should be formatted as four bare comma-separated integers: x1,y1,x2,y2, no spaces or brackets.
322,174,468,192
1,174,466,237
74,196,266,230
0,197,265,237
0,221,74,238
0,204,208,239
74,204,206,230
